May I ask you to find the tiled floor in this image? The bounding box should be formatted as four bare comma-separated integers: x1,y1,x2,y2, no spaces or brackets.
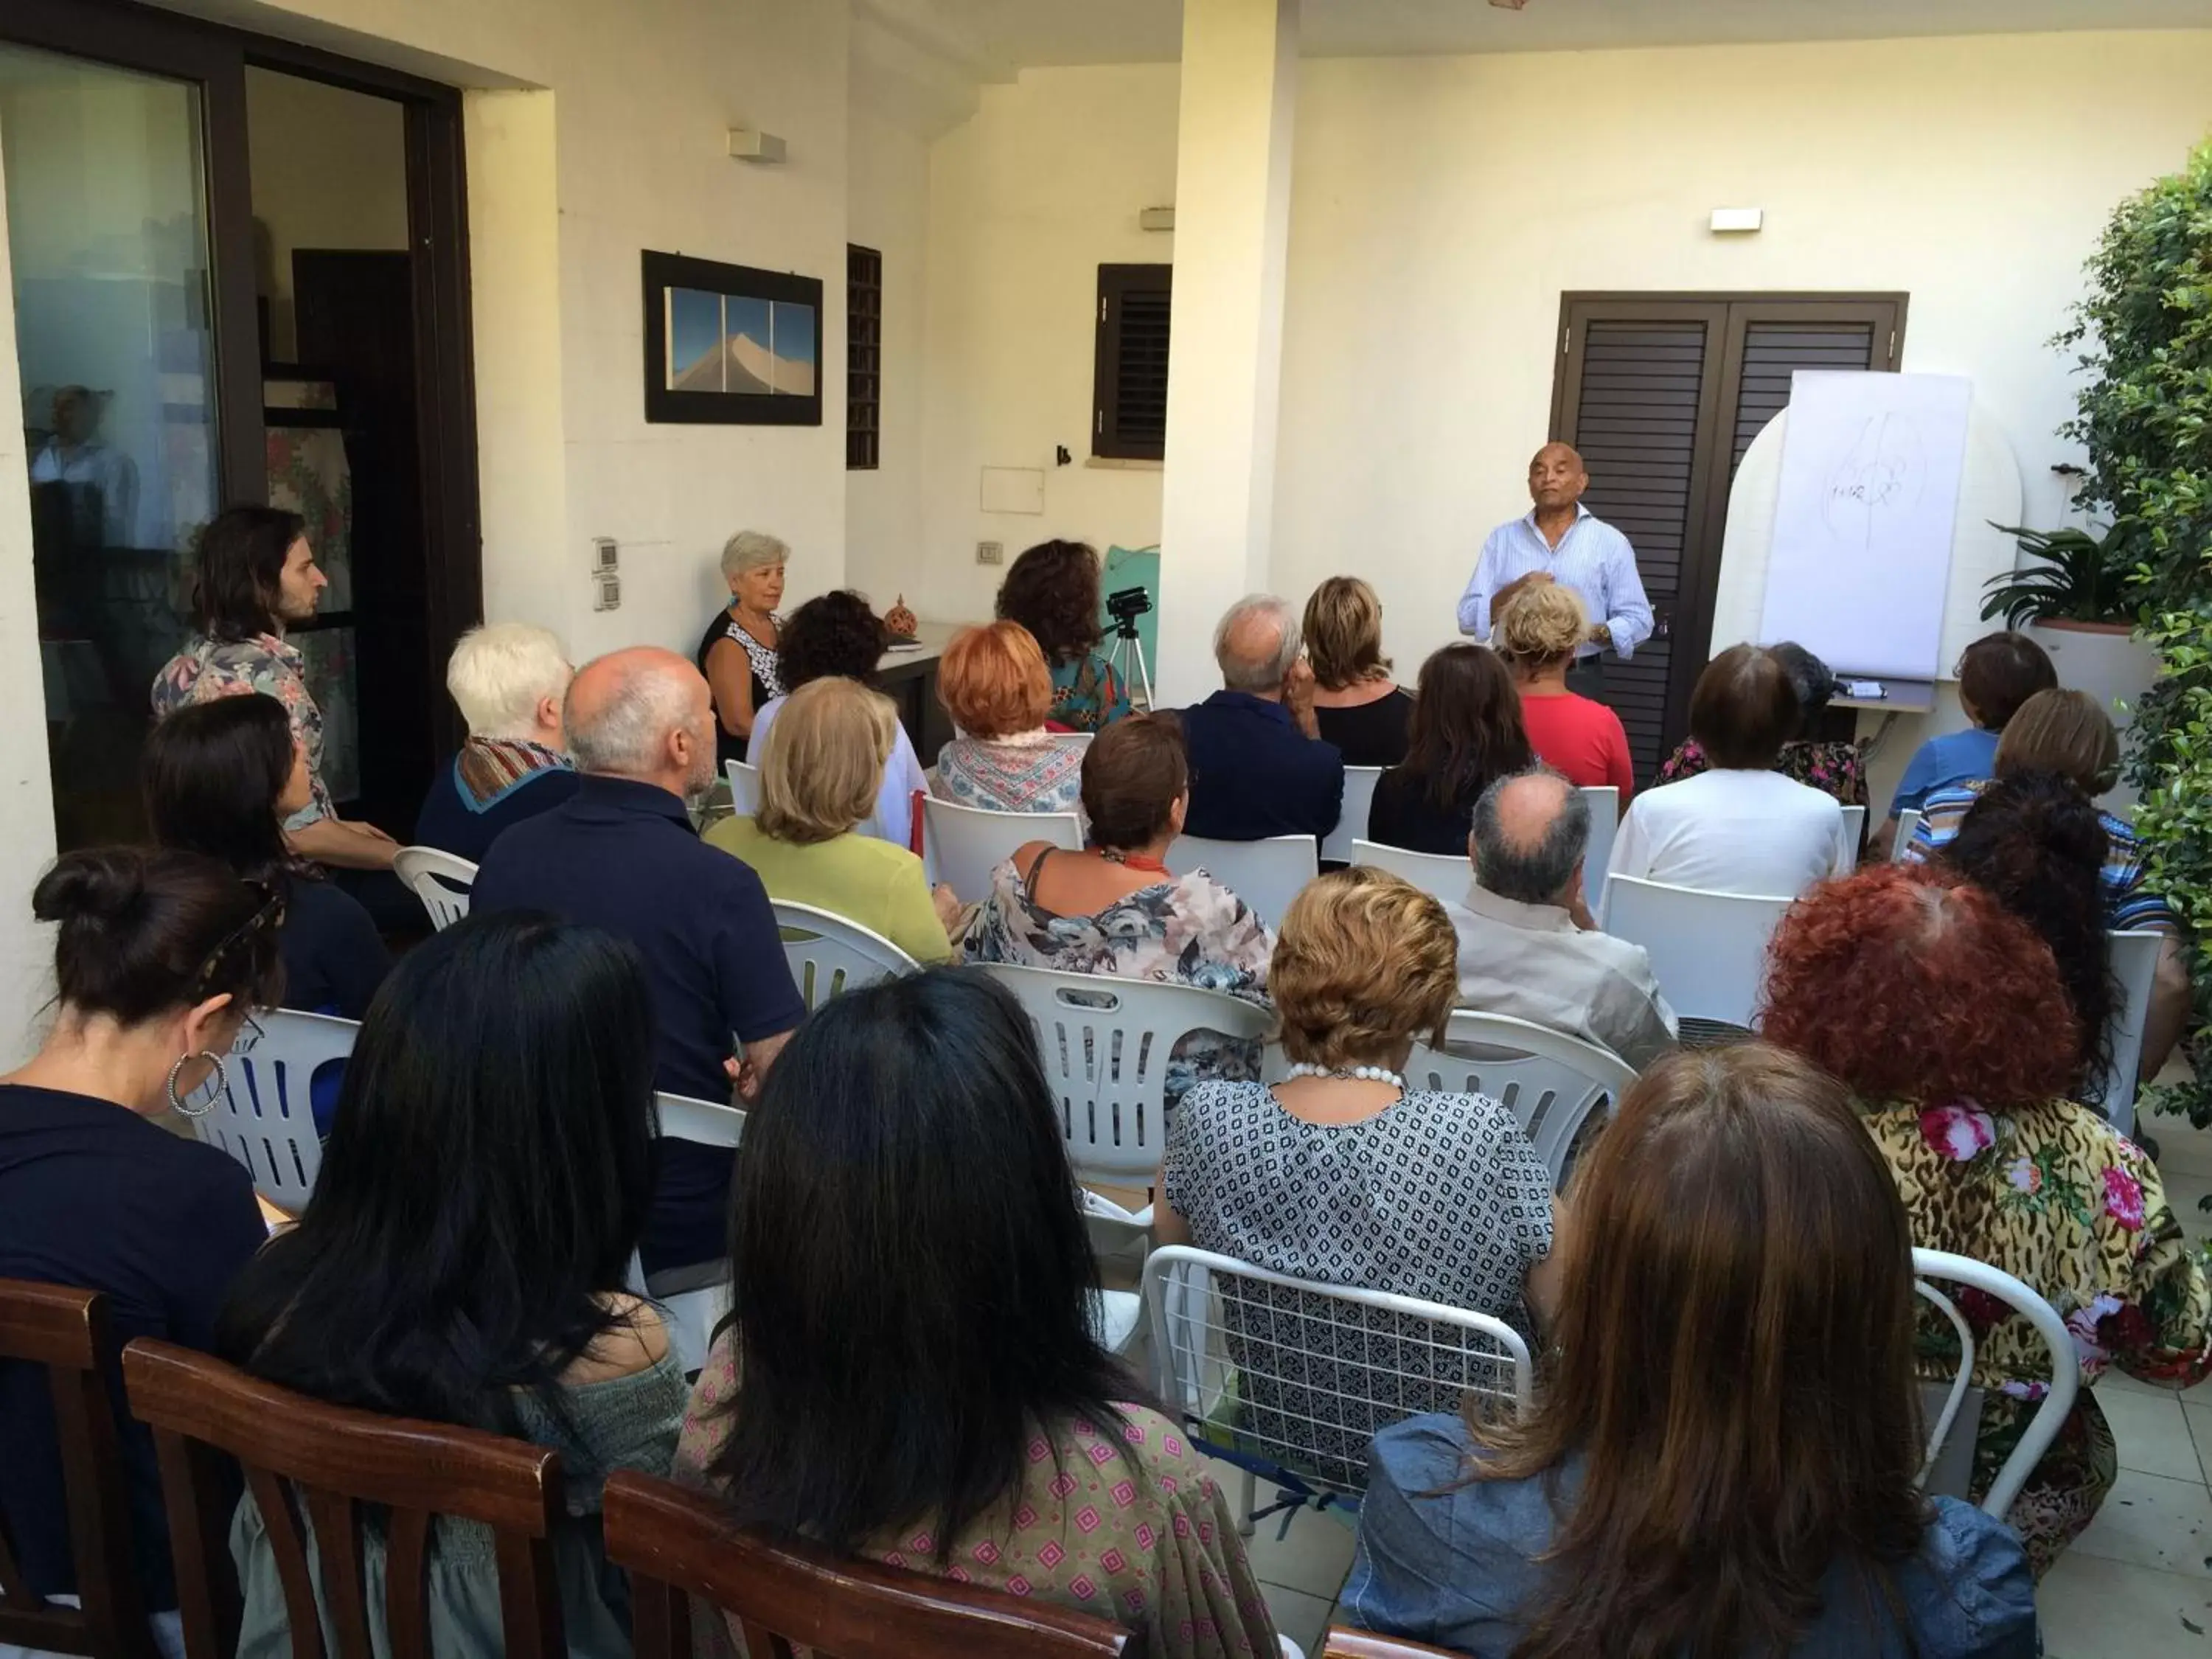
1164,1061,2212,1655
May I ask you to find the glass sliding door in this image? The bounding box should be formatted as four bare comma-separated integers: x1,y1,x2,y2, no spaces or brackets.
1,41,221,845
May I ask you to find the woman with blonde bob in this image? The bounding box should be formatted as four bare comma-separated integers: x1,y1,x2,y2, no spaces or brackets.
1495,582,1633,796
932,621,1085,815
1161,868,1557,1488
1345,1043,2038,1658
706,678,958,964
1304,577,1413,766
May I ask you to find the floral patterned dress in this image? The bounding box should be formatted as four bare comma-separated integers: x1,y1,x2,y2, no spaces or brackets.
151,632,331,830
960,855,1273,1104
1862,1098,2212,1577
1657,735,1869,808
1048,653,1134,731
935,731,1086,815
672,1335,1279,1658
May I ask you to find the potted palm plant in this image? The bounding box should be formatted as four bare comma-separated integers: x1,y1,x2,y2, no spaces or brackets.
1980,523,2158,780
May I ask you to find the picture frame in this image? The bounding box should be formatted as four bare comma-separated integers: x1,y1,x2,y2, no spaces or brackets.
641,250,822,426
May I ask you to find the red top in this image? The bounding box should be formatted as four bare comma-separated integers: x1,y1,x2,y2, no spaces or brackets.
1519,690,1635,801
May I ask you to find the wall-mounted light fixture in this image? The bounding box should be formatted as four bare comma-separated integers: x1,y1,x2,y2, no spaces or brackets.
728,127,787,164
1139,206,1175,232
1709,207,1764,234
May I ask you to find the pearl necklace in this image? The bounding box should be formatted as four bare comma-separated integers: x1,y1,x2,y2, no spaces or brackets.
1283,1062,1406,1090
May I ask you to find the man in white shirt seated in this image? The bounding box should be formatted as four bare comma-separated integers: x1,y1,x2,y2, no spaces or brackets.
1607,643,1850,899
1444,768,1677,1071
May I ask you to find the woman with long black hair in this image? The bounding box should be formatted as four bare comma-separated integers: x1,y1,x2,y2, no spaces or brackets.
673,968,1279,1659
218,911,679,1658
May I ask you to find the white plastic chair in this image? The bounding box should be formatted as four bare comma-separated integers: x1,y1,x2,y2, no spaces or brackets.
770,900,919,1011
1165,834,1319,930
2091,929,2166,1136
723,759,762,816
1320,767,1382,865
1838,804,1868,872
190,1010,360,1213
977,963,1274,1191
1144,1244,1531,1523
923,797,1082,905
1580,787,1619,909
1601,874,1794,1029
1893,807,1924,860
630,1091,747,1378
1404,1009,1638,1185
1347,838,1467,908
392,846,477,931
1910,1248,2079,1519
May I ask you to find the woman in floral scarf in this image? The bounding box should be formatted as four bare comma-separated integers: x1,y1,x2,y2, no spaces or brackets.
1761,863,2212,1577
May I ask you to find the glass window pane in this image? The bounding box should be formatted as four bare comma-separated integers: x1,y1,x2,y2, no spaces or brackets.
2,42,218,847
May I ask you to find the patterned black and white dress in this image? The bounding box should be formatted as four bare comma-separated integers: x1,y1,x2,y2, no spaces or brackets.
1163,1083,1554,1489
694,608,785,768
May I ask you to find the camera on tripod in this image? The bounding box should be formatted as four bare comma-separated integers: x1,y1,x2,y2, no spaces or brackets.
1105,585,1152,636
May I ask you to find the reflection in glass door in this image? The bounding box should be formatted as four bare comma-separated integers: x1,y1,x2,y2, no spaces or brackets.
1,42,220,846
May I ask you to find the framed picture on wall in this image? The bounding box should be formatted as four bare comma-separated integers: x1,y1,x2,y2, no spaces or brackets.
641,251,823,426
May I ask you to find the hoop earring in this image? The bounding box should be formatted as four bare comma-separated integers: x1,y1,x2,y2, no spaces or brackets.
167,1051,228,1119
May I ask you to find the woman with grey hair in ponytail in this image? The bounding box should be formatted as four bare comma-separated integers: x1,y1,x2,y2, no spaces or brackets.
695,528,790,768
0,846,281,1656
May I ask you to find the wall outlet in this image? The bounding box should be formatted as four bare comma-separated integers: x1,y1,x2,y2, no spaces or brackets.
976,540,1004,566
592,536,619,572
594,572,621,611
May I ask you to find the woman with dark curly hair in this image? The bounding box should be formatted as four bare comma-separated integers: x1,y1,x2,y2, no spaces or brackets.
994,540,1133,731
1942,771,2116,1094
1761,863,2211,1578
748,591,927,847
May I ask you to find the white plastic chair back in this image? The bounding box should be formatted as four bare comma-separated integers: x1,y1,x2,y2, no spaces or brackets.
923,797,1082,905
2091,929,2166,1136
1580,787,1619,909
1164,835,1319,931
977,963,1273,1186
1601,874,1793,1029
632,1091,746,1377
723,759,762,816
1893,807,1924,860
192,1010,359,1212
1910,1248,2079,1519
1143,1245,1531,1505
770,900,919,1010
392,846,477,932
1838,804,1868,872
1320,768,1382,865
1404,1010,1637,1185
1347,839,1467,908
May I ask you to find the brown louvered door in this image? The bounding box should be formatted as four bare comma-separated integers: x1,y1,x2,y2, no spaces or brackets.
1554,293,1906,781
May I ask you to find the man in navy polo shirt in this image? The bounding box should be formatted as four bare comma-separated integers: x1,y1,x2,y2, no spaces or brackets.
473,646,804,1278
1176,594,1344,843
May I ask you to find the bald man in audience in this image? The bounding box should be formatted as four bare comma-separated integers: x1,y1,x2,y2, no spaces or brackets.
471,647,804,1279
1175,594,1343,842
1445,767,1676,1070
1458,442,1653,698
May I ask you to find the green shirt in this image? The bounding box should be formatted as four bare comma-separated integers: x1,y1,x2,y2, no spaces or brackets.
705,817,952,966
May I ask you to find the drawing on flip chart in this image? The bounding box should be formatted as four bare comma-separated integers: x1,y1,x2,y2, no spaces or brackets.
1821,412,1927,549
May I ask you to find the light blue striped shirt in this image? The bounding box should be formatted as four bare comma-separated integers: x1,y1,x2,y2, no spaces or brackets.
1456,504,1655,661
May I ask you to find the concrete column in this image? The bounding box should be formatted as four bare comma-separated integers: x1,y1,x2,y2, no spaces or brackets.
1152,0,1299,709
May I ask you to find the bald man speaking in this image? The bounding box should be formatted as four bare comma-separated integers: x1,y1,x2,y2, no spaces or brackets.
1458,442,1653,698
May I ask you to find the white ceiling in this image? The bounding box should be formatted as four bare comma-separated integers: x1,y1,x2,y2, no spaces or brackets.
865,0,2212,75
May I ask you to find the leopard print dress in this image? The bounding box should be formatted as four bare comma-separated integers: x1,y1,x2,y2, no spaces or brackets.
1863,1097,2212,1578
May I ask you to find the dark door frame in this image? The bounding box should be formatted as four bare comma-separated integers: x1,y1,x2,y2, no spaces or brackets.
1,0,482,765
1551,290,1908,748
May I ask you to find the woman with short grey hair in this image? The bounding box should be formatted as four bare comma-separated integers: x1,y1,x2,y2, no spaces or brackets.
695,529,790,768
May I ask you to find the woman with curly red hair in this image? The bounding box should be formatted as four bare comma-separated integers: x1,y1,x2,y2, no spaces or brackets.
1761,863,2212,1577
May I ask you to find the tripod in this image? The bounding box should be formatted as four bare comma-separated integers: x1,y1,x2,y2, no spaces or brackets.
1105,618,1153,710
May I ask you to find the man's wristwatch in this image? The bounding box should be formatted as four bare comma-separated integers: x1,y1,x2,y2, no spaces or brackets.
1592,623,1613,646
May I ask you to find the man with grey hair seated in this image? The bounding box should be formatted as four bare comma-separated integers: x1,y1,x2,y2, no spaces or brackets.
1445,767,1676,1070
472,646,804,1279
1175,593,1344,841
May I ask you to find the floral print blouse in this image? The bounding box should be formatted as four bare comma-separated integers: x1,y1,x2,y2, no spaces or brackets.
672,1334,1280,1659
1863,1096,2212,1574
1048,653,1134,733
151,632,330,829
1657,735,1869,809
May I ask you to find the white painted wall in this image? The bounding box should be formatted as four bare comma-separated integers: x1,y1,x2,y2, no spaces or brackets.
845,104,929,613
917,66,1180,629
244,68,409,362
